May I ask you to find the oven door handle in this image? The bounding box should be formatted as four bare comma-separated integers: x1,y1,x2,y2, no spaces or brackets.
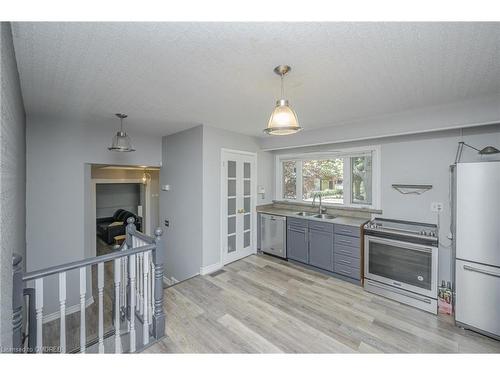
366,236,434,254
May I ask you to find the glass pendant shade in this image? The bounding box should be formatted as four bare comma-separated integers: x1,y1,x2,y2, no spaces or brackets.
108,113,135,152
264,65,302,136
265,99,301,135
109,131,135,152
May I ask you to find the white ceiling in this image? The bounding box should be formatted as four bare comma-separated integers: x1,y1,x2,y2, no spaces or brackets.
11,22,500,137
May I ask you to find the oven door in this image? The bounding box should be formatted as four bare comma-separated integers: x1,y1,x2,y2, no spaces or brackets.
364,235,438,298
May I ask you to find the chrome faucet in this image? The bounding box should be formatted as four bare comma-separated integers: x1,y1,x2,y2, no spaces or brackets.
312,193,327,214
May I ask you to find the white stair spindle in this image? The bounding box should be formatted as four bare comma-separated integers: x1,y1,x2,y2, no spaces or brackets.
59,272,66,353
143,251,150,345
79,267,86,353
129,254,136,352
35,278,44,353
114,258,122,353
136,250,140,312
139,253,144,316
97,262,104,353
150,258,154,323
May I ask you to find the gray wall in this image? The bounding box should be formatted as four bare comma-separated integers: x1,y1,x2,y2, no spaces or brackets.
272,124,500,282
260,94,500,151
96,183,140,218
0,22,26,350
201,125,273,268
26,117,161,315
160,126,203,282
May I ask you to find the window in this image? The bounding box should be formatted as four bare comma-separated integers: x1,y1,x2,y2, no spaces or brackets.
302,159,344,204
351,155,372,205
282,160,297,199
276,147,379,209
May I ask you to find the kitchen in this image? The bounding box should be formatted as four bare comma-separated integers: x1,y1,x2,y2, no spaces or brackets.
256,125,500,337
3,16,500,361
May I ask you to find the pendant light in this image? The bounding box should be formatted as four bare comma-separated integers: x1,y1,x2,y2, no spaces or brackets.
108,113,135,152
264,65,302,136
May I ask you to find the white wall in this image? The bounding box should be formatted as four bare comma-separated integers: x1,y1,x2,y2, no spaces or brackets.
26,117,161,315
201,125,273,269
272,124,500,282
0,22,26,350
160,126,203,282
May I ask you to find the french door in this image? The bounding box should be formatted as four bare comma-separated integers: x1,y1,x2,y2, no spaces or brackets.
221,149,257,265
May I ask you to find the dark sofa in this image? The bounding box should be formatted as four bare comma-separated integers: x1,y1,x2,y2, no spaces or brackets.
96,209,140,245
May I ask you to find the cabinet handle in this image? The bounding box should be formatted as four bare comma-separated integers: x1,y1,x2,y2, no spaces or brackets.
463,265,500,278
338,239,352,245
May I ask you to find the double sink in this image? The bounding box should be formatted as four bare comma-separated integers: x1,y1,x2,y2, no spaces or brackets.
295,211,337,220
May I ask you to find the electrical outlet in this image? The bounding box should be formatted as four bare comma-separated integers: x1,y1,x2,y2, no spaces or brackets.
431,202,443,212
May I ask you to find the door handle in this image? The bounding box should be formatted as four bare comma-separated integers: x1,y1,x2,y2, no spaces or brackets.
463,264,500,278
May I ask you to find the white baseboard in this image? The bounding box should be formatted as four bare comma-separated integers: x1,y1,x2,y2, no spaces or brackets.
200,262,223,276
163,275,180,286
163,276,173,286
43,296,95,324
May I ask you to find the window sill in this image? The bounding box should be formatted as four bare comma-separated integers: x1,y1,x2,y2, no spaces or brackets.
272,200,382,214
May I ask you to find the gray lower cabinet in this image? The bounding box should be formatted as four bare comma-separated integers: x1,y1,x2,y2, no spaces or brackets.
287,225,309,263
308,228,334,271
276,214,363,282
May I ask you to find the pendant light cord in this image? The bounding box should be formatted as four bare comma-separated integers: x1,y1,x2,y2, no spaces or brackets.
280,73,284,99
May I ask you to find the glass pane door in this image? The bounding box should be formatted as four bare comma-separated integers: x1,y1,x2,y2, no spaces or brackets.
222,151,255,264
227,160,237,253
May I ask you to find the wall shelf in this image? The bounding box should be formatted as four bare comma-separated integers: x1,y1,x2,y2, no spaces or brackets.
392,184,433,195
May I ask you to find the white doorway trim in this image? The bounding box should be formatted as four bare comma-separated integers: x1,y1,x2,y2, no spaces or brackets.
90,178,150,257
220,148,258,266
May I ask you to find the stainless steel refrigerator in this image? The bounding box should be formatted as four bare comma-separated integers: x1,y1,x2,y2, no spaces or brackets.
452,161,500,339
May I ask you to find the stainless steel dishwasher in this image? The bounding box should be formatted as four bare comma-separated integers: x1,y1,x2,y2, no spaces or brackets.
260,214,287,259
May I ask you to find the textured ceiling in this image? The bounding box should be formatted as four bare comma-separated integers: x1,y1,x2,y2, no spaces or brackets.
11,22,500,137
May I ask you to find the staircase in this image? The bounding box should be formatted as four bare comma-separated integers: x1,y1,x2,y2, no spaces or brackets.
11,217,166,354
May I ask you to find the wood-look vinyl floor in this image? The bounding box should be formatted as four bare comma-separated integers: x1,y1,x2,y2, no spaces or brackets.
144,254,500,354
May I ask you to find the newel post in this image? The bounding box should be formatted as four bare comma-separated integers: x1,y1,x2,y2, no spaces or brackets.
152,227,166,339
12,254,23,352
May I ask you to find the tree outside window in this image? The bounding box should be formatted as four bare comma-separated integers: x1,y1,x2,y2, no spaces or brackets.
351,156,372,205
302,159,344,204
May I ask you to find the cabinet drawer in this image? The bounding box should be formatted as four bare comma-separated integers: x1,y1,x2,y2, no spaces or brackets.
333,243,360,259
287,217,308,228
334,234,360,248
334,224,360,238
334,263,361,280
287,225,307,234
335,253,361,268
308,221,334,233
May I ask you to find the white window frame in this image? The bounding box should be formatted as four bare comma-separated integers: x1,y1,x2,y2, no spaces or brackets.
275,145,381,210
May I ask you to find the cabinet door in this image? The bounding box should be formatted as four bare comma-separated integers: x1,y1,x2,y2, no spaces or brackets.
287,226,308,263
308,229,334,271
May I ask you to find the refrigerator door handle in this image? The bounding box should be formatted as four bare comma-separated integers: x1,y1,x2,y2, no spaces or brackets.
463,264,500,278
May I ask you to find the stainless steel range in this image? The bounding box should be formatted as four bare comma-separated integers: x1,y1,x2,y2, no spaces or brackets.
363,218,439,314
